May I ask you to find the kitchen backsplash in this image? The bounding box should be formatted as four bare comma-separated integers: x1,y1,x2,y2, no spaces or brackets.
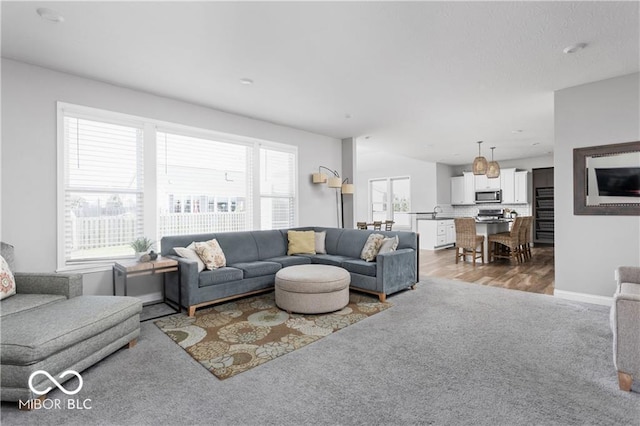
439,204,532,217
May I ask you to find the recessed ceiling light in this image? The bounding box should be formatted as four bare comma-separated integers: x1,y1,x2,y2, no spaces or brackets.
344,113,352,119
511,130,523,134
239,78,254,85
36,7,64,22
532,142,541,146
563,43,587,54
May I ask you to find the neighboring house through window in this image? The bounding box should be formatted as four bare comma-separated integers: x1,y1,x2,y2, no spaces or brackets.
57,103,297,270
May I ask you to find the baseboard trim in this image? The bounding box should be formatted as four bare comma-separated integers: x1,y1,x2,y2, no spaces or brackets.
138,291,163,305
553,289,612,306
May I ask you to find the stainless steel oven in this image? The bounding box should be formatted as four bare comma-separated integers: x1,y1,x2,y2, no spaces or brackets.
475,190,502,204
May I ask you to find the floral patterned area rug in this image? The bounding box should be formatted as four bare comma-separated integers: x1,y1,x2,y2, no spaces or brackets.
154,292,392,379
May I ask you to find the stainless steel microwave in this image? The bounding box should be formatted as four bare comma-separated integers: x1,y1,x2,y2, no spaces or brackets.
475,190,502,204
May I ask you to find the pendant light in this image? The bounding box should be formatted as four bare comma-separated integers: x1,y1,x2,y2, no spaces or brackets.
472,140,488,175
487,146,501,178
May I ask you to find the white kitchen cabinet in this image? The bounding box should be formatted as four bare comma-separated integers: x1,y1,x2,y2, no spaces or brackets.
450,172,475,205
418,219,455,250
500,168,516,203
474,174,500,190
514,171,529,204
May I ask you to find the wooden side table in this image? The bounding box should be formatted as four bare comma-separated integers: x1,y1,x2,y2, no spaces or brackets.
112,256,181,320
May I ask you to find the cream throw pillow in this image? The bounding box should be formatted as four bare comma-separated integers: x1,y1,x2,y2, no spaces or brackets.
378,235,399,255
194,239,227,270
287,230,316,255
315,231,327,254
0,255,16,301
174,243,206,273
360,233,385,262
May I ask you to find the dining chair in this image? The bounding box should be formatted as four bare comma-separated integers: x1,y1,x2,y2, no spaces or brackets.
356,222,368,230
488,216,524,263
454,217,484,265
372,221,382,230
384,220,394,231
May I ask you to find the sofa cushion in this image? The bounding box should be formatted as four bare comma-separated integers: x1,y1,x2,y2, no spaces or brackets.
341,259,377,277
0,294,67,317
1,255,16,301
199,267,244,287
315,231,327,254
215,231,260,264
360,233,385,262
194,239,227,270
174,243,206,272
336,229,372,258
309,254,353,267
265,256,311,268
253,230,287,260
0,295,142,365
229,261,282,279
620,282,640,296
287,230,316,255
378,235,399,255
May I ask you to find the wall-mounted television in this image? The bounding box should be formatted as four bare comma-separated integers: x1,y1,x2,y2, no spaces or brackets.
594,167,640,197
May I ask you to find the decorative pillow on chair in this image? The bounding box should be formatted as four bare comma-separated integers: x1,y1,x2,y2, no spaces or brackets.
287,230,316,255
315,231,327,255
194,239,227,270
174,243,206,273
0,255,16,301
360,233,385,262
378,235,399,255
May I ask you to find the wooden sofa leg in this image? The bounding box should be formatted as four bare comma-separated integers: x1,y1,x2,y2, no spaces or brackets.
411,284,417,290
188,306,196,317
19,394,47,411
128,339,137,349
378,294,387,303
618,371,633,391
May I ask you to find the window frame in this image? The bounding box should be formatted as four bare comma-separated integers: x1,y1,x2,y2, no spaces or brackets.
368,176,411,230
56,102,298,272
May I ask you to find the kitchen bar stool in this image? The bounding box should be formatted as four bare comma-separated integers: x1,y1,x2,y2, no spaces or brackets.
454,217,484,265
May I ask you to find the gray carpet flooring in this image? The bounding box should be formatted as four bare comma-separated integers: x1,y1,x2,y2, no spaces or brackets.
1,277,638,425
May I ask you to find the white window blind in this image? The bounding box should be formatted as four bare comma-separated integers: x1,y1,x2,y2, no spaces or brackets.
157,131,253,239
62,116,144,262
260,147,296,229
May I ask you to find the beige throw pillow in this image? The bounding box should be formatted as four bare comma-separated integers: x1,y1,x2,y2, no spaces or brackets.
287,230,316,255
0,255,16,301
174,244,206,273
378,235,399,255
315,231,327,254
360,233,385,262
194,239,227,270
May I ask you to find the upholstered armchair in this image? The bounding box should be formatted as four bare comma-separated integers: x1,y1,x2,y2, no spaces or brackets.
610,266,640,391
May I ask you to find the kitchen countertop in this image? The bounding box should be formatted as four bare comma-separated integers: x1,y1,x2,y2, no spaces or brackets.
415,217,455,221
475,219,513,224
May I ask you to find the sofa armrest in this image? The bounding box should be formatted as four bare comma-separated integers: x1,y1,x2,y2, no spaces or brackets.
617,266,640,289
611,291,640,377
14,272,83,299
375,248,417,294
164,255,200,306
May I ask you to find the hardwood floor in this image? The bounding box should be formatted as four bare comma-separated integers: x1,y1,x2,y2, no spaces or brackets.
420,245,555,295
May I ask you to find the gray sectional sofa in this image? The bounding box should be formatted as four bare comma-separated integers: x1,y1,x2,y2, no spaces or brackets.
161,227,419,316
0,242,142,407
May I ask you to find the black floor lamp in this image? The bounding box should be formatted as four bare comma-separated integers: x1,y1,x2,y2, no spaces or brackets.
312,166,354,228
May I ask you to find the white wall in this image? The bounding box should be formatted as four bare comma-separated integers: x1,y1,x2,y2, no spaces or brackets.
555,72,640,298
1,59,341,296
356,148,438,222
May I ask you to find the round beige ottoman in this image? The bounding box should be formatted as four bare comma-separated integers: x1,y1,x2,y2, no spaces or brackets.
275,264,350,314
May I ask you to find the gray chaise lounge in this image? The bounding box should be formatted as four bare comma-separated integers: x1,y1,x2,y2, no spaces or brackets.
161,226,419,316
0,243,142,408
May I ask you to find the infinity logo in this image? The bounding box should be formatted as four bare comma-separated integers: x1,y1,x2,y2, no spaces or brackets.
28,370,84,396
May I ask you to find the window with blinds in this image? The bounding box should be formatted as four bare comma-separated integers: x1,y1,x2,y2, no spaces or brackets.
260,147,296,229
157,131,253,239
62,116,144,262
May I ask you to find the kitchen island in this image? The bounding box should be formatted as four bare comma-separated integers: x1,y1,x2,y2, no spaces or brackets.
475,220,511,262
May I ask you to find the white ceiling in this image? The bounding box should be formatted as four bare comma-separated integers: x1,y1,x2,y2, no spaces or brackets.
2,1,639,165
